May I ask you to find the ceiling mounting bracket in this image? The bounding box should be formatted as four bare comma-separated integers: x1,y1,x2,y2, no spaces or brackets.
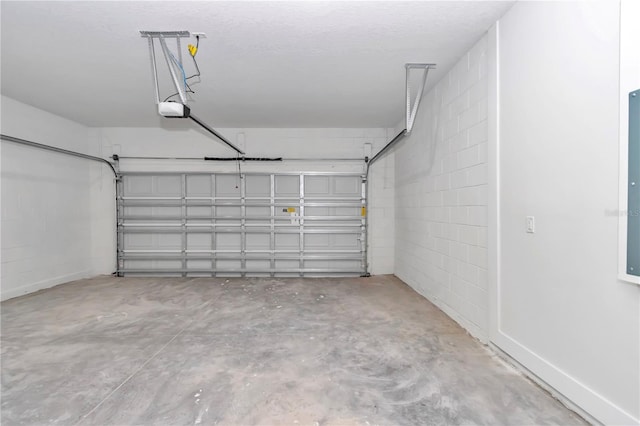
405,63,436,133
140,30,192,105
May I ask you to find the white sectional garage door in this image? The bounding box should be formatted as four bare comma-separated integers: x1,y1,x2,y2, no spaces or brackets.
117,172,367,276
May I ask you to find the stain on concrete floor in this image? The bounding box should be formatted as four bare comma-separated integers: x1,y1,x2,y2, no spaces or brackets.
1,275,586,425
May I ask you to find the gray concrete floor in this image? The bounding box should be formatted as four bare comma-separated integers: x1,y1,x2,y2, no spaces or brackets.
1,275,585,426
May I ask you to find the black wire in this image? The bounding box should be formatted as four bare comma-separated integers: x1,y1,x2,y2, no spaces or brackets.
186,36,201,80
186,58,200,80
163,86,195,103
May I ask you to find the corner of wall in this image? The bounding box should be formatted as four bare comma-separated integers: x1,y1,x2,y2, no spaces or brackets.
1,96,110,300
393,34,490,343
88,128,117,276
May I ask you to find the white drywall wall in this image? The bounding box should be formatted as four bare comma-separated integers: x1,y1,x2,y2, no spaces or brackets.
91,126,395,275
0,96,114,300
394,36,489,341
492,2,640,424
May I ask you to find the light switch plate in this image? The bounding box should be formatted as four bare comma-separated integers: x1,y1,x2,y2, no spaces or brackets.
526,216,535,233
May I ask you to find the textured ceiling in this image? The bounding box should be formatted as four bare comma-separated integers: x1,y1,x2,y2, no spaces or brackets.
1,1,513,127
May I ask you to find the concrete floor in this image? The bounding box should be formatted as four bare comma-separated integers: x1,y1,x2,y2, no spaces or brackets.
1,275,585,426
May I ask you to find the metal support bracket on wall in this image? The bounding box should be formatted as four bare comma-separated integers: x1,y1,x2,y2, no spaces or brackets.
367,63,436,168
405,63,435,133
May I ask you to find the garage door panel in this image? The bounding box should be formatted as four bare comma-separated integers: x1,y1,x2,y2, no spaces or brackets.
125,176,153,195
305,206,329,216
124,206,153,217
275,234,299,249
305,176,329,195
187,206,212,217
304,259,361,268
217,259,241,271
217,207,242,219
276,208,298,219
245,206,271,225
304,260,330,269
275,197,299,203
187,234,212,250
246,206,270,215
332,234,360,248
333,176,360,195
246,221,270,229
118,172,366,276
305,259,361,270
305,234,329,249
186,175,212,196
186,259,211,270
123,259,153,270
246,260,270,274
275,176,299,196
245,175,270,197
155,176,182,196
275,260,298,270
216,175,241,196
158,234,181,250
124,233,153,250
216,234,240,250
246,233,270,250
336,206,359,214
154,260,182,269
154,206,181,217
124,259,182,270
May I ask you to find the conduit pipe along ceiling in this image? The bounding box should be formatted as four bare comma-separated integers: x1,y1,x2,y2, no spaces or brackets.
140,30,435,163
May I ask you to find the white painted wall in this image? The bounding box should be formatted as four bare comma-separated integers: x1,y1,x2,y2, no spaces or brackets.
0,96,115,300
91,125,395,275
491,2,640,424
367,152,395,274
87,128,118,277
394,36,489,341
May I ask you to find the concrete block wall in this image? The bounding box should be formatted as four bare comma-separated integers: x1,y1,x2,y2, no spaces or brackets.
367,152,395,274
394,35,489,340
0,96,103,300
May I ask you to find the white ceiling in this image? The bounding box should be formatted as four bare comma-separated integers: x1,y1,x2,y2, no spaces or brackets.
1,1,513,128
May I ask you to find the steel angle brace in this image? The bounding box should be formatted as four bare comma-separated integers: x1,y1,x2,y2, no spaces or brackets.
140,30,191,105
405,63,435,133
367,63,435,169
